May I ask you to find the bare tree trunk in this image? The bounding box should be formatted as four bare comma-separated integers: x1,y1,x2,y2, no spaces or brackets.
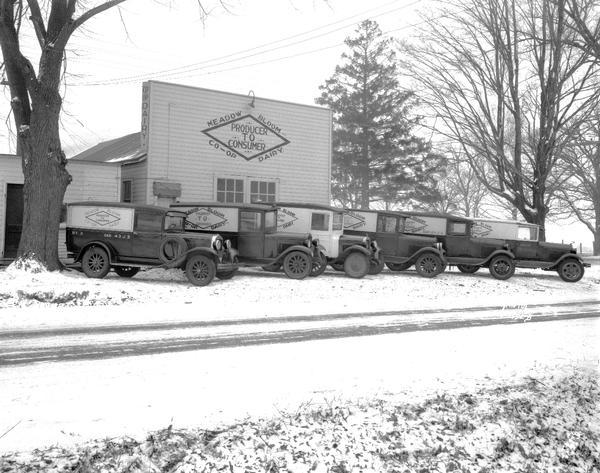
17,95,71,270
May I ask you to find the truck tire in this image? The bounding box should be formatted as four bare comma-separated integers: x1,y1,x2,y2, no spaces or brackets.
81,247,111,279
415,252,443,278
557,259,584,283
185,254,216,286
343,252,369,279
114,266,140,278
386,262,412,271
457,264,479,274
159,236,187,265
488,255,515,280
310,252,328,277
368,254,385,275
283,251,311,279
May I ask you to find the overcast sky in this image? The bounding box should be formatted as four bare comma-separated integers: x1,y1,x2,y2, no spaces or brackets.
0,0,592,247
0,0,426,157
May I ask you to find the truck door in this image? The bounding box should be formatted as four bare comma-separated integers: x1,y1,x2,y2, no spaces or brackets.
237,210,265,260
131,209,164,261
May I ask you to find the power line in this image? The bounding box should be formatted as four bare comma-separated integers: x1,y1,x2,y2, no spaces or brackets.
74,0,420,86
75,7,444,87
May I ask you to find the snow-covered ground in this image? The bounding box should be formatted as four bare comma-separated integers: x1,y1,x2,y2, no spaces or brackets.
0,260,598,462
1,262,598,331
1,317,599,454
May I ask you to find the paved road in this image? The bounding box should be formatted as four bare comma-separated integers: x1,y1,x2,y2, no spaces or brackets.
1,299,598,366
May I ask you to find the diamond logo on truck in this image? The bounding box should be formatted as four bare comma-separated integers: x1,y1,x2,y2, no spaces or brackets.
85,210,120,227
185,207,228,231
343,211,366,230
277,208,298,230
202,114,290,161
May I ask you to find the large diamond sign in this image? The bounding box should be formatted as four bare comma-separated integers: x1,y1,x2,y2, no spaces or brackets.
202,114,290,161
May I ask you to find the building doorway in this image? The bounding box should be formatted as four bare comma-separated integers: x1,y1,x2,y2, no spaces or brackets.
4,183,24,258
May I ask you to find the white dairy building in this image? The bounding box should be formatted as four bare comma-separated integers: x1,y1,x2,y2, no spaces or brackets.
72,81,332,208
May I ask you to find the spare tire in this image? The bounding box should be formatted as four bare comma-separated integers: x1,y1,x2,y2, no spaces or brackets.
159,236,188,265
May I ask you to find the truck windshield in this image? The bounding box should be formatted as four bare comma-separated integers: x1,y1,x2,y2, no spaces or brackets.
311,213,330,231
518,225,538,241
164,214,185,231
377,215,398,233
332,212,344,231
265,211,277,233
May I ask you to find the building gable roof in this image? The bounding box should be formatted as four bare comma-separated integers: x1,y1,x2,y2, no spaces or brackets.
69,132,145,164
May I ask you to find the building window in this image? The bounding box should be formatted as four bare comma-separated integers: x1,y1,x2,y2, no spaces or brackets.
122,180,132,203
217,178,244,203
250,180,276,203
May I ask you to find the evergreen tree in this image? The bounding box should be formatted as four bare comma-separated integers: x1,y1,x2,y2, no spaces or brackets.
316,20,445,209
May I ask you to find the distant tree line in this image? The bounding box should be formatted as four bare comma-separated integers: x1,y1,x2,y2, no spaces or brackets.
320,1,600,253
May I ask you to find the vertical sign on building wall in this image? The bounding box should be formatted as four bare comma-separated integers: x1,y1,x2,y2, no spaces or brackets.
140,82,150,151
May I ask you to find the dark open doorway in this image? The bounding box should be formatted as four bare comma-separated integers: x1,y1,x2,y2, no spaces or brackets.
4,183,24,258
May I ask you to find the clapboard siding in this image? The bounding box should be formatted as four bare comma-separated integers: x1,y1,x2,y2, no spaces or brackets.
0,155,120,259
145,81,331,205
121,160,148,204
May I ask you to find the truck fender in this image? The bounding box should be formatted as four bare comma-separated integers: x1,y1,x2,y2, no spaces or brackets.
340,244,371,260
481,249,515,266
549,253,585,270
160,247,218,270
273,245,313,264
410,247,446,263
76,241,115,263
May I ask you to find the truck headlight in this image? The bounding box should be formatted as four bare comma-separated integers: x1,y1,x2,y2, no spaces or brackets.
224,239,232,250
362,236,370,246
211,235,223,251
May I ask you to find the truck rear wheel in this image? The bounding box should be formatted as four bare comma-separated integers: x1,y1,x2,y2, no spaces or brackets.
114,266,140,278
81,247,111,279
386,262,411,271
457,264,479,274
185,254,216,286
557,259,584,283
368,255,385,275
283,251,311,279
344,252,369,279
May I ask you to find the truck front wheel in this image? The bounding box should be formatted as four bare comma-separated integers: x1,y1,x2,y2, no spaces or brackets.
185,254,216,286
344,252,369,279
488,255,515,280
557,259,584,283
283,251,311,279
415,253,443,278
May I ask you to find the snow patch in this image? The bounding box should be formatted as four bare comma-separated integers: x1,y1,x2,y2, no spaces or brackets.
6,256,48,275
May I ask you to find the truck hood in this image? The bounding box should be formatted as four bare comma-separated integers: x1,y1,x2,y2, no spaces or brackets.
538,241,573,252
